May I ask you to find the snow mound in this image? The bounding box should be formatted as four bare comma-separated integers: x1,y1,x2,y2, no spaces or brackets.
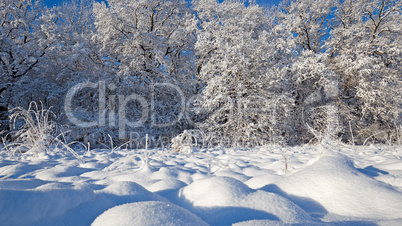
179,176,311,224
0,184,94,225
34,181,166,225
180,176,253,206
91,201,208,226
102,181,158,197
0,179,46,190
270,151,402,219
147,179,187,193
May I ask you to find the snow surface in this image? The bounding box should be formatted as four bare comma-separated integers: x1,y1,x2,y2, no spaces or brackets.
1,144,402,225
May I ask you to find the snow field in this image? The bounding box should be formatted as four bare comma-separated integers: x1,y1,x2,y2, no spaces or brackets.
0,145,402,225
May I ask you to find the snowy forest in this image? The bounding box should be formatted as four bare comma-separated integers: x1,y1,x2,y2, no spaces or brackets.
1,0,401,149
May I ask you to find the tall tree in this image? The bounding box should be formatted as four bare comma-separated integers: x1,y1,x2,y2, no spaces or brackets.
0,0,49,131
93,0,197,84
276,0,402,144
327,0,402,143
92,0,199,142
275,0,336,143
194,0,287,147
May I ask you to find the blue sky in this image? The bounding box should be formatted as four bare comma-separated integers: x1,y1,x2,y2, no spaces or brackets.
43,0,282,7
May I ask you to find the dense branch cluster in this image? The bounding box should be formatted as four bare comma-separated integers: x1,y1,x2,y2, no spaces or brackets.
1,0,401,148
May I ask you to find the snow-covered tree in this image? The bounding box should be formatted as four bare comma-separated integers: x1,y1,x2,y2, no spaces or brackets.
326,0,402,143
93,0,197,83
193,0,288,147
276,0,402,144
0,0,47,79
276,0,334,53
92,0,199,143
0,0,49,132
1,1,102,116
0,0,115,145
42,0,104,77
273,0,337,143
39,0,118,145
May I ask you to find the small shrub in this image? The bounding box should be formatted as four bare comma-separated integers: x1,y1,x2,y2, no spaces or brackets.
171,130,204,153
3,102,57,156
2,102,82,162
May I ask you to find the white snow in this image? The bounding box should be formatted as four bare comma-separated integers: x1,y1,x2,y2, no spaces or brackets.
92,201,207,226
1,145,402,225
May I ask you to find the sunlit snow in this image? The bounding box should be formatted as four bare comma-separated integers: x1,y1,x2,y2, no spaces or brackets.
1,145,402,225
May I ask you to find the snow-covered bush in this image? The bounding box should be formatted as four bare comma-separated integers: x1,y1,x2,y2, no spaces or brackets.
3,102,58,156
2,102,81,161
171,130,204,153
